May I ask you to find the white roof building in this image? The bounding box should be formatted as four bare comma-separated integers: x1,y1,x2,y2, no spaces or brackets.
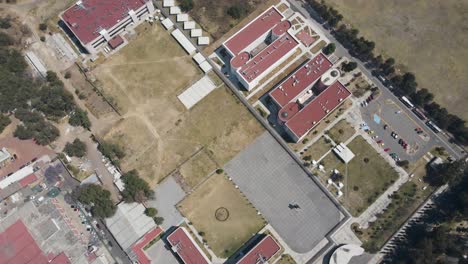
192,52,206,65
105,202,156,252
183,21,196,30
177,14,189,22
199,61,212,73
0,148,11,164
171,29,196,55
329,244,364,264
198,36,210,46
191,28,202,37
163,0,175,7
161,17,174,30
169,6,181,14
333,143,355,163
0,166,34,189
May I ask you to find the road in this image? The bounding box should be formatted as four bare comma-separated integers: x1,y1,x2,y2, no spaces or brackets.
288,0,465,161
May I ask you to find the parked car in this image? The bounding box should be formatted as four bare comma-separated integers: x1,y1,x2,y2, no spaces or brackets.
384,148,391,152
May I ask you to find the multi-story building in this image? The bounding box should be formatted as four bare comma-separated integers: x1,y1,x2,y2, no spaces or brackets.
60,0,155,54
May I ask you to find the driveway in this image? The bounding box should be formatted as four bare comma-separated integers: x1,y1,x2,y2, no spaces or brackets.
147,176,186,230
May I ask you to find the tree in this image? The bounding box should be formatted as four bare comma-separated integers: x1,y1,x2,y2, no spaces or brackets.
227,4,248,19
98,141,125,165
39,23,47,31
64,139,87,157
0,32,14,46
412,88,434,106
322,43,336,55
145,207,157,217
64,71,71,79
179,0,194,12
69,108,91,129
14,124,34,140
342,61,358,72
0,114,11,133
121,170,154,203
75,184,116,218
426,159,466,187
0,17,11,29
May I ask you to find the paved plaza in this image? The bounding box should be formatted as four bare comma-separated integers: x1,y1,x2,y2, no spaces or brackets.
224,132,343,254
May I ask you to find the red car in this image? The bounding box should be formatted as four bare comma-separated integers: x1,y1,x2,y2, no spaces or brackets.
384,148,391,152
377,140,383,144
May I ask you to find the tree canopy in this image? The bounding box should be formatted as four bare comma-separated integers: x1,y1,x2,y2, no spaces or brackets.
322,43,336,55
64,138,87,158
121,170,154,203
0,114,11,133
75,184,116,218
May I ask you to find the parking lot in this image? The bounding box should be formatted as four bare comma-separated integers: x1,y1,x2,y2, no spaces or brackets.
360,96,435,162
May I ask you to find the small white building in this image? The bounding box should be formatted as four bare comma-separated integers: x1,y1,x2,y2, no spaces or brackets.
191,28,202,37
169,6,181,15
161,17,174,30
183,21,196,30
192,52,206,65
198,36,210,46
333,143,355,163
177,14,189,22
163,0,175,7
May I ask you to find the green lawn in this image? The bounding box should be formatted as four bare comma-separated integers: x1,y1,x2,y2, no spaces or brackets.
301,136,333,162
327,119,356,143
321,136,399,216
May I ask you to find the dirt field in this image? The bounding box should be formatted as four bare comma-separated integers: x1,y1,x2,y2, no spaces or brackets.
323,0,468,120
178,174,265,258
179,150,218,189
93,24,264,186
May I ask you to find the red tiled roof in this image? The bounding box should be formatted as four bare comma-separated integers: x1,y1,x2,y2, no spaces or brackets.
286,81,351,138
0,137,54,179
131,227,163,264
239,33,299,84
61,0,146,44
296,30,317,47
224,7,283,55
49,253,72,264
270,53,332,107
108,35,125,49
167,227,209,264
237,236,281,264
0,220,49,264
18,173,37,187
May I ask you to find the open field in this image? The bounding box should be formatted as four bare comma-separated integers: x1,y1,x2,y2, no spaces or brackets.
355,156,433,252
327,119,356,143
93,24,263,186
320,136,399,216
323,0,468,121
301,136,332,162
179,150,218,189
178,174,265,258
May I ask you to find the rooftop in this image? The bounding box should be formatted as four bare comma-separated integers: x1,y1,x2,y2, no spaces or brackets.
239,32,299,84
270,53,332,107
224,7,283,55
105,202,156,252
61,0,147,44
0,220,71,264
286,81,351,139
131,227,163,264
236,236,281,264
167,227,210,264
333,143,355,163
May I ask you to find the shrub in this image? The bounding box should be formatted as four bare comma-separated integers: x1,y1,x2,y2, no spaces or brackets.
179,0,194,12
64,71,71,79
216,168,224,174
227,4,248,19
322,43,336,55
39,23,47,31
145,207,158,217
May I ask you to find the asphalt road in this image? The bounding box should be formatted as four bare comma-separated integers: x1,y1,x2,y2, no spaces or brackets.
288,0,465,161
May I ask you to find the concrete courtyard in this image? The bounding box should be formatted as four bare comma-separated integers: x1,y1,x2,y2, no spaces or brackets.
224,132,344,254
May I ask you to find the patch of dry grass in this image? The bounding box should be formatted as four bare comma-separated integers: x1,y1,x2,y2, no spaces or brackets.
178,174,265,258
